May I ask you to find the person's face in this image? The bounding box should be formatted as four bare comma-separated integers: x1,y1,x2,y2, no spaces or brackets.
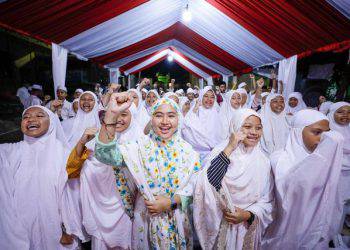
230,93,241,109
240,115,263,148
151,104,179,141
319,95,326,104
129,91,139,107
141,91,147,100
202,90,215,109
74,91,82,99
73,102,79,114
57,89,67,100
334,105,350,126
240,93,247,106
183,101,190,114
219,84,226,93
95,84,100,91
288,97,298,108
187,93,194,101
270,96,285,114
171,79,175,84
146,92,158,106
79,93,95,113
21,107,50,138
168,95,179,104
262,95,268,105
115,110,132,133
302,119,330,152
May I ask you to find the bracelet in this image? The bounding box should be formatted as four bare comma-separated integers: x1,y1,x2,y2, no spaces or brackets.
170,196,177,210
102,119,117,126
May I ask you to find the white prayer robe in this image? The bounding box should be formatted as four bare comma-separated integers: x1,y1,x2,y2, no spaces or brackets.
262,109,344,249
194,109,273,250
0,106,74,249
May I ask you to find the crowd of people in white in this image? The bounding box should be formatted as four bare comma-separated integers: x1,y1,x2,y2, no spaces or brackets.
1,74,349,250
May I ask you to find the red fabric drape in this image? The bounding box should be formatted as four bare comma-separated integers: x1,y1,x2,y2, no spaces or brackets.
122,48,218,77
207,0,350,57
93,22,250,73
0,0,148,43
298,40,350,59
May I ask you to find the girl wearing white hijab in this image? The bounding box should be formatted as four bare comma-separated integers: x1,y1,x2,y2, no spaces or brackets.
61,91,101,243
127,88,150,130
194,108,273,250
328,102,350,245
94,95,201,249
319,101,333,115
260,93,290,155
182,86,226,163
0,106,75,249
262,109,344,249
219,90,241,139
285,92,307,115
62,91,101,147
66,103,144,250
145,89,160,114
236,88,250,108
179,96,191,117
164,92,180,104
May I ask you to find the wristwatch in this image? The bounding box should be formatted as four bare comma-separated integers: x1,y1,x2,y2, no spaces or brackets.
170,196,177,210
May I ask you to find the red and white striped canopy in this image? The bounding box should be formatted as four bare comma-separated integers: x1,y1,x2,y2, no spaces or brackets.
1,0,349,77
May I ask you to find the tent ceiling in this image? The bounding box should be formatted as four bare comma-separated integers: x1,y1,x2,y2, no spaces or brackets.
1,0,349,76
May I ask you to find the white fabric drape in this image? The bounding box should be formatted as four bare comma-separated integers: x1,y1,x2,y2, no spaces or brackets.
61,0,182,57
327,0,350,19
109,68,120,83
277,55,297,98
60,0,282,68
107,40,233,76
206,77,213,86
124,49,212,79
199,78,204,89
185,0,283,66
52,43,68,99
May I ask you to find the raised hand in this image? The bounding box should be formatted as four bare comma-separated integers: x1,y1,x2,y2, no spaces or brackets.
193,98,201,113
257,78,264,88
249,74,255,79
108,83,121,94
108,92,133,114
79,127,99,145
140,78,150,88
271,69,276,79
224,131,247,156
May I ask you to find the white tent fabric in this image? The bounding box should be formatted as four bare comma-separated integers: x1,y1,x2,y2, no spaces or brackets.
124,49,212,79
185,0,283,67
327,0,350,19
109,68,120,83
52,43,68,98
278,55,298,98
60,0,282,68
107,39,233,76
61,0,182,57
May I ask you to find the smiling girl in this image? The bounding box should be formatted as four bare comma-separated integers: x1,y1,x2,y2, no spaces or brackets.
94,93,201,249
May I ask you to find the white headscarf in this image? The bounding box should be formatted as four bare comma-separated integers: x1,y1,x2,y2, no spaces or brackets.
219,90,241,139
264,109,344,249
319,101,333,115
285,92,307,115
62,91,100,148
163,92,179,103
182,86,225,162
145,89,160,114
328,102,350,167
194,108,273,249
79,103,143,249
236,88,250,108
260,93,290,155
0,106,71,249
127,88,150,129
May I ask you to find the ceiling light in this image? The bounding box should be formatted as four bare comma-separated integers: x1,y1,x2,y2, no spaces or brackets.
167,55,174,62
182,4,192,23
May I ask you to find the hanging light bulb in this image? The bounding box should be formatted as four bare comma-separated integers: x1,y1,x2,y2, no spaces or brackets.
182,4,192,23
167,54,174,62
